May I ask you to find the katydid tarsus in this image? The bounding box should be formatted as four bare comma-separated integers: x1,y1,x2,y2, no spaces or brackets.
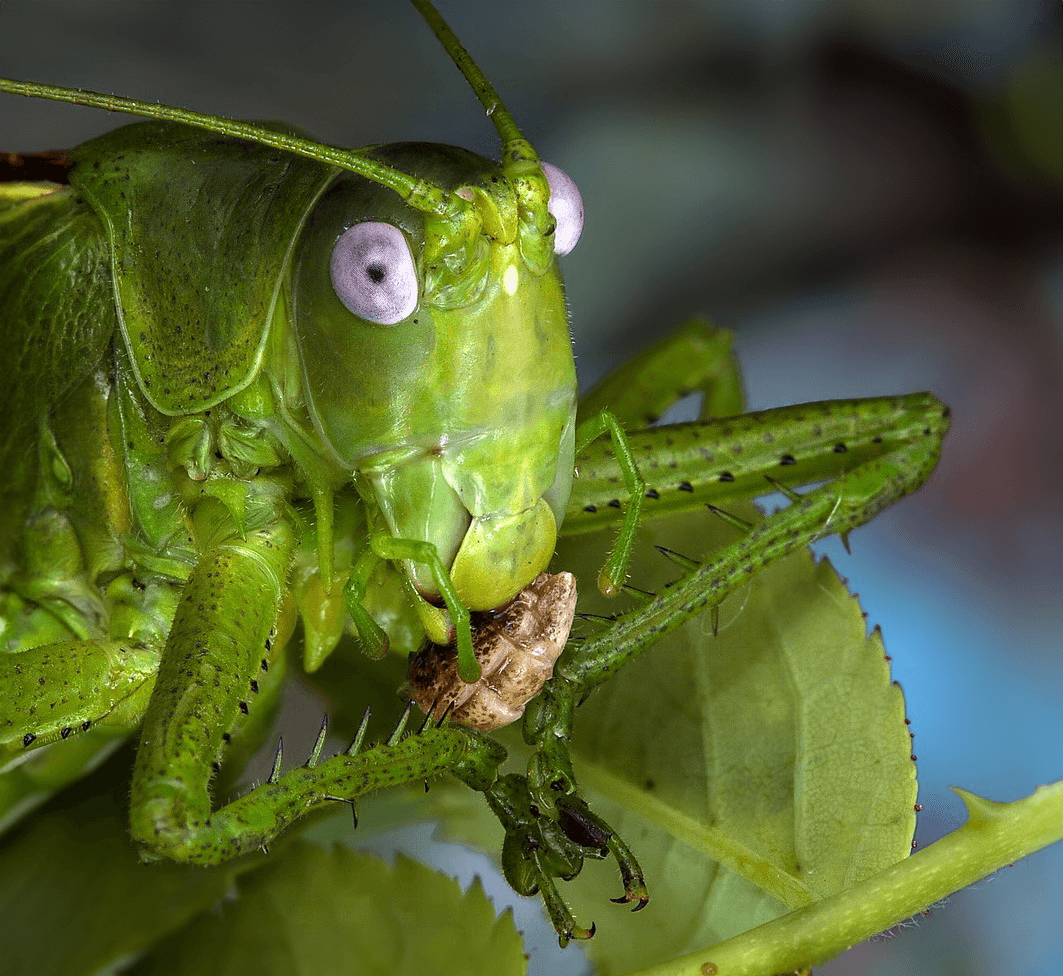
0,0,948,946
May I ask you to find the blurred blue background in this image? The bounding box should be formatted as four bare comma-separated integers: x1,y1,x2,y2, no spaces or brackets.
2,2,1059,974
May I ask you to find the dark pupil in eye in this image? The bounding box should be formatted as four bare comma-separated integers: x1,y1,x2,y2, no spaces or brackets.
365,263,386,285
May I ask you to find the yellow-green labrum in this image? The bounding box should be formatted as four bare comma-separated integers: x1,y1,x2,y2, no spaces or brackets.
449,499,558,611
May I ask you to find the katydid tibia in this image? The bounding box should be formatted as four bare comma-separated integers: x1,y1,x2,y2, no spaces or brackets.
0,0,948,948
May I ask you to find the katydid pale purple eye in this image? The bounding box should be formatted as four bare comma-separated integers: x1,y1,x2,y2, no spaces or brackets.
541,162,583,256
330,222,418,325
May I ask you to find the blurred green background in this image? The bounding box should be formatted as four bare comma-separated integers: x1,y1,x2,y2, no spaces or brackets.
1,2,1059,974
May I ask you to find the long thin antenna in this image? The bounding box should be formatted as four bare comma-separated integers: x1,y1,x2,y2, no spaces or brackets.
0,77,455,218
408,0,554,265
408,0,528,153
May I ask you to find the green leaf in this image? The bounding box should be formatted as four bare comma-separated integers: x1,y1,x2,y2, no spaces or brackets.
550,508,917,973
127,845,528,976
0,748,263,976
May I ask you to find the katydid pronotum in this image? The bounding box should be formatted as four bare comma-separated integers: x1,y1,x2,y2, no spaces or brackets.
0,0,948,947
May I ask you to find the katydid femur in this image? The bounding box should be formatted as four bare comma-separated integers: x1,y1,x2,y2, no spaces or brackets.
0,0,948,946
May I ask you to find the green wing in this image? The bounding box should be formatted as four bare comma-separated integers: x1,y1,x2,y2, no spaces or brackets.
0,184,117,477
69,121,338,415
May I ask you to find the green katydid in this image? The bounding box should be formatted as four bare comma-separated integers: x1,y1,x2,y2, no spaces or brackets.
0,0,949,947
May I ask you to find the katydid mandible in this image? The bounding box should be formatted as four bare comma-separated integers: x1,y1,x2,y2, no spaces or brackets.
0,0,949,945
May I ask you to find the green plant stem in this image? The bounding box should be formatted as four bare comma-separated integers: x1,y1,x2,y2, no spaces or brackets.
628,779,1063,976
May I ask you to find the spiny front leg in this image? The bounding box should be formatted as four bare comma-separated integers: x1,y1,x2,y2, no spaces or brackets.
566,393,950,536
561,395,950,692
130,515,297,860
130,507,507,863
130,513,506,862
154,717,504,864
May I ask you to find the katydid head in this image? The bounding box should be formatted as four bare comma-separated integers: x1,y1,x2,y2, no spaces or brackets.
290,142,579,614
290,0,586,620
